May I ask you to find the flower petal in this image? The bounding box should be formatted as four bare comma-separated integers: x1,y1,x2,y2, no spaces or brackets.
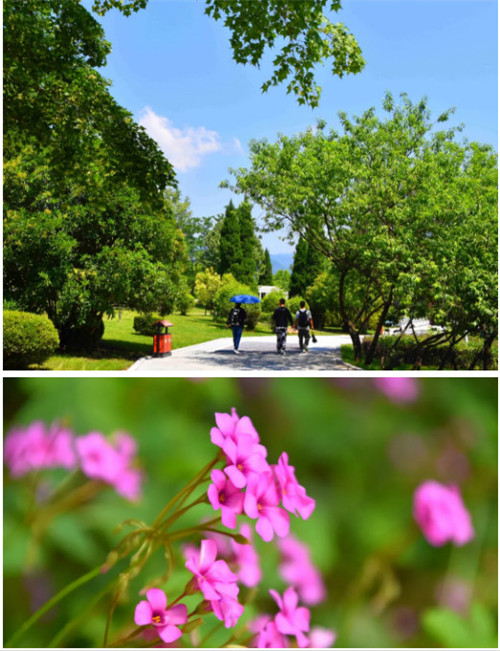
166,604,188,625
146,588,167,612
158,624,183,643
224,464,246,488
256,515,274,542
199,539,218,571
134,600,152,626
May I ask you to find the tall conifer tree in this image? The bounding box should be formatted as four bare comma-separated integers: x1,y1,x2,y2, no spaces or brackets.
218,200,242,277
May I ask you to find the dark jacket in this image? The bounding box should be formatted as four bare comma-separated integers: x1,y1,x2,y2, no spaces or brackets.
227,306,247,327
273,306,293,328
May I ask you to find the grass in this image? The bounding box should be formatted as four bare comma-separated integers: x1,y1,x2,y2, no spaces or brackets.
37,308,281,371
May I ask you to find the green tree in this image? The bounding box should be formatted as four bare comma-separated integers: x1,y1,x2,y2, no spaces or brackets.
92,0,365,108
194,268,223,314
226,93,498,365
273,269,291,291
238,201,262,289
289,238,309,297
4,143,186,348
259,249,274,285
3,0,184,349
169,188,215,288
218,201,242,278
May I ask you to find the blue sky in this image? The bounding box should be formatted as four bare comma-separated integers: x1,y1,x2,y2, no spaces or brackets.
87,0,498,254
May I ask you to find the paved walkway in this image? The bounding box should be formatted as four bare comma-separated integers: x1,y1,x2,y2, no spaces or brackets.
128,335,359,372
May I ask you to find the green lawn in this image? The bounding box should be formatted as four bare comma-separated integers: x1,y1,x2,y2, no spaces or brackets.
37,308,279,371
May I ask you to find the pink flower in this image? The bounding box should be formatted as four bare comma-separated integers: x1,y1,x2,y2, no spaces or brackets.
273,452,315,520
134,588,187,644
244,473,290,542
270,587,310,648
223,434,269,489
210,408,260,448
4,421,77,477
205,525,262,588
75,431,142,501
114,431,137,462
185,539,239,602
76,432,124,483
207,469,244,529
211,595,244,628
277,535,326,605
256,619,289,648
374,378,419,402
309,627,337,648
231,523,262,588
413,480,474,546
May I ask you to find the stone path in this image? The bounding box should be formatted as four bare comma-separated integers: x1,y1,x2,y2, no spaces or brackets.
128,335,359,372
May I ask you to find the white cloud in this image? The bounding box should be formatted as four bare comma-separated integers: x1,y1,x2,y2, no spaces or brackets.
139,106,223,172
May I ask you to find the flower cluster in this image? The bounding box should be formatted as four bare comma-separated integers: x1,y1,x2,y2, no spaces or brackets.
254,587,311,648
76,431,142,501
185,539,243,628
4,422,142,501
208,409,315,541
4,421,77,477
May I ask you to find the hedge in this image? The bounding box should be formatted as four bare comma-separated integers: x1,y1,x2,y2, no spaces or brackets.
4,311,59,369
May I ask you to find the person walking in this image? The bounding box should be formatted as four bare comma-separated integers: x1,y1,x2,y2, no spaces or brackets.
294,301,314,352
226,302,247,354
272,298,294,354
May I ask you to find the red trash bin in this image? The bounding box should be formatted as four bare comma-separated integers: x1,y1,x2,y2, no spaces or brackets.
152,320,173,357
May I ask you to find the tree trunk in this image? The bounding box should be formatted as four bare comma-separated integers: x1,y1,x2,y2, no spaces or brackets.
364,290,393,366
482,333,496,370
348,325,362,362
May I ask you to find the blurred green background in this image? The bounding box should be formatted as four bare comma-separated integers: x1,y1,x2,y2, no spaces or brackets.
3,378,498,648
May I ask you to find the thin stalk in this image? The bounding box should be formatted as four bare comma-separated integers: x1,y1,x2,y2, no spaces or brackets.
107,625,146,648
152,454,220,528
103,592,120,647
157,493,208,534
168,517,221,542
47,581,114,648
7,565,102,647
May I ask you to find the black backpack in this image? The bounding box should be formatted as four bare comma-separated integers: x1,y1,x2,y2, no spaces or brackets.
230,308,240,326
297,310,309,328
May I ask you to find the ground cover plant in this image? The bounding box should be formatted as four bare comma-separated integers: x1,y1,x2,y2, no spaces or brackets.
3,378,497,648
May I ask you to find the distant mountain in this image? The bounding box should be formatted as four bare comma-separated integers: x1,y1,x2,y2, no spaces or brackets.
270,253,293,274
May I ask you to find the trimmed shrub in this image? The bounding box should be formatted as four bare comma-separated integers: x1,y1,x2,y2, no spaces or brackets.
177,292,195,316
4,310,59,369
133,313,162,336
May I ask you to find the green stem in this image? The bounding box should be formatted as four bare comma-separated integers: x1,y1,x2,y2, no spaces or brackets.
107,625,146,648
47,581,114,648
152,454,220,528
168,517,221,542
157,493,209,534
103,592,120,647
7,565,102,647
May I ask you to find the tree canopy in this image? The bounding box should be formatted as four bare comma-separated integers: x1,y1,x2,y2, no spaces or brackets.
91,0,365,108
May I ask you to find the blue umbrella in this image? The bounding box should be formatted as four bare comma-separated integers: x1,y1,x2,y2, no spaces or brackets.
230,294,261,304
